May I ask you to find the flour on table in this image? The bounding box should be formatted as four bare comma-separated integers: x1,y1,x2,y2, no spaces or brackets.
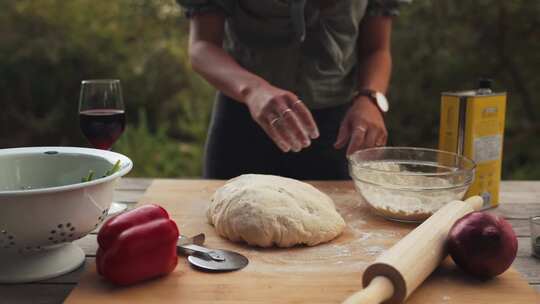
364,245,385,256
207,174,346,248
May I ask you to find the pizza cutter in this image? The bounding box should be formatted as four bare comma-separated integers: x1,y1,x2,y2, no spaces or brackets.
177,234,249,272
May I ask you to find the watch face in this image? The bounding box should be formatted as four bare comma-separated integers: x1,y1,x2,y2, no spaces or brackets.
374,92,389,112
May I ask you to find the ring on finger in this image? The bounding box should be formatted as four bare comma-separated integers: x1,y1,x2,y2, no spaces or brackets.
355,126,367,132
292,99,303,106
269,116,281,126
280,108,293,117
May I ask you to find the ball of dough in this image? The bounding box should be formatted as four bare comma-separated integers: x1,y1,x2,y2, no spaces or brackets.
207,174,346,248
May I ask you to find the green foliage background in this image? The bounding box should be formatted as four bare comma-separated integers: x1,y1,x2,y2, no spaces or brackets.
0,0,538,179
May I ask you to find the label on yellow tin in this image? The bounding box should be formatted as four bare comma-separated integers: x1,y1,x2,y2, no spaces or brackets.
473,135,502,163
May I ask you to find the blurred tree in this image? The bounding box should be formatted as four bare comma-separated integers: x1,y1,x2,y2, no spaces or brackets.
0,0,538,178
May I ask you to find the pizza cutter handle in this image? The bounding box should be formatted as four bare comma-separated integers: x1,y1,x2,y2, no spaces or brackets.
177,233,205,246
178,244,226,262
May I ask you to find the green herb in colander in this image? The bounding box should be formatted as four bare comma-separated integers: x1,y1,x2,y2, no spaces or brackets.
81,160,121,182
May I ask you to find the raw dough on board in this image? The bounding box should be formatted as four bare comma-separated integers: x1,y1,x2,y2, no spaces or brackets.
207,174,346,248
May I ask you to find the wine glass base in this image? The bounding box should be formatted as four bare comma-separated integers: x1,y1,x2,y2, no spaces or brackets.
107,201,128,215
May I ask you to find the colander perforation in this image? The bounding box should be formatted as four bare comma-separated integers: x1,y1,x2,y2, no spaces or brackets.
48,222,78,244
96,209,109,224
92,209,109,230
0,229,16,249
19,243,45,253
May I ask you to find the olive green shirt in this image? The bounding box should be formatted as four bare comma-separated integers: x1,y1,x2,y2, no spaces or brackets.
178,0,410,109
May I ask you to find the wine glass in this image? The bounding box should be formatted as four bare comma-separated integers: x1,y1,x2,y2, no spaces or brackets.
79,79,127,215
79,79,125,150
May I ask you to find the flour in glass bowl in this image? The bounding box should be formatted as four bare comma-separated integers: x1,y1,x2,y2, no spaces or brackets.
352,162,468,222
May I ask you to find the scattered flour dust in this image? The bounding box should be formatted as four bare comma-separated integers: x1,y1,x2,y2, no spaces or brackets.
363,245,385,256
353,162,466,221
441,295,452,303
248,224,397,273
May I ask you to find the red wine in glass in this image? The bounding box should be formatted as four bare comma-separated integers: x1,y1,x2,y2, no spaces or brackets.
79,79,125,150
79,109,126,150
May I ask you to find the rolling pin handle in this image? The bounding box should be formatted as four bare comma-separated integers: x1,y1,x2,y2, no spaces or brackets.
465,195,483,211
341,276,394,304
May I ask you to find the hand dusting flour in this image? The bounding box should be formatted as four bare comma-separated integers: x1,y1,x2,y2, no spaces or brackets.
352,162,466,221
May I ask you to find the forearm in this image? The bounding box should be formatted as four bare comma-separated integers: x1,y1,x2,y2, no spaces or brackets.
356,49,392,94
190,34,317,153
355,16,393,96
189,40,267,103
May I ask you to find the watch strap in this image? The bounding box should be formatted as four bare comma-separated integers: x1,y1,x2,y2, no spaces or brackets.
353,89,389,113
355,89,376,100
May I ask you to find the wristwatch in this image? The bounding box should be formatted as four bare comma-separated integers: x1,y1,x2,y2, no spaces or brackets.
355,89,389,113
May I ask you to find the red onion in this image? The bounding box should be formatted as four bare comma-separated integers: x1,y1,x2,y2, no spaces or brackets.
447,211,518,278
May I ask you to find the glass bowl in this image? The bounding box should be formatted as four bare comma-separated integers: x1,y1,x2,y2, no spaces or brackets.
348,147,476,223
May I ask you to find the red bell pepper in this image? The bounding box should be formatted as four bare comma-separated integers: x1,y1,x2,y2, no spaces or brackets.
96,204,179,286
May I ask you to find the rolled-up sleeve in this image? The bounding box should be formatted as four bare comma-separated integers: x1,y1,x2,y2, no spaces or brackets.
366,0,412,17
176,0,230,18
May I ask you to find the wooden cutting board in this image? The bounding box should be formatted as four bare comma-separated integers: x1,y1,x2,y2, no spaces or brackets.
65,180,538,304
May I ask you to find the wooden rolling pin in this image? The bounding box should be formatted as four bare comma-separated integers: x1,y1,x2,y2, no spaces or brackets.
342,196,484,304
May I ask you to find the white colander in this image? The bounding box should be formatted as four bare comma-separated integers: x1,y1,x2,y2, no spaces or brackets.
0,146,132,283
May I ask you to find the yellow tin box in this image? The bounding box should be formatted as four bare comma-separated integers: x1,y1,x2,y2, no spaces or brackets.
438,83,506,208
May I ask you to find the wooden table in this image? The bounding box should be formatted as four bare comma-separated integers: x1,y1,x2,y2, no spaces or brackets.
1,178,539,303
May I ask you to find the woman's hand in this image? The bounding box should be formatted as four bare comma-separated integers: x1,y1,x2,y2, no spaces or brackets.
334,96,387,155
244,83,319,153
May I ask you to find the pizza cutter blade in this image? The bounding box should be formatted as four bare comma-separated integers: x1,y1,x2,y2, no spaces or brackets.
177,239,248,272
